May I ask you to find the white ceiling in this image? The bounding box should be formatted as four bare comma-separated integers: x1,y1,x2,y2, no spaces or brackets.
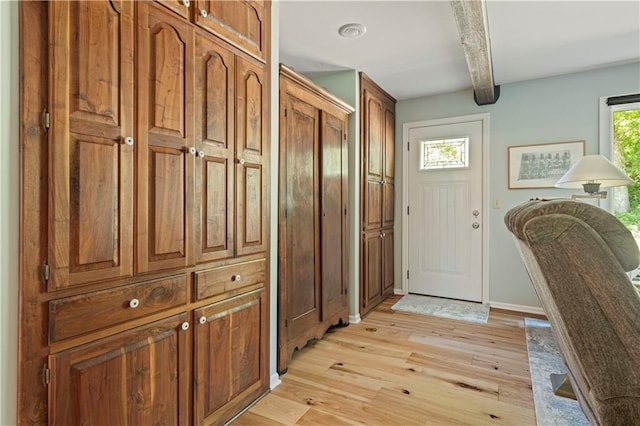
279,0,640,101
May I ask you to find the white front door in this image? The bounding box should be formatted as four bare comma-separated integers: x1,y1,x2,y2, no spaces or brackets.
407,119,483,301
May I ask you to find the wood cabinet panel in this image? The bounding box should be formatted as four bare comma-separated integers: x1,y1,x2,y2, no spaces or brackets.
383,108,395,228
136,2,194,273
281,94,321,341
193,0,267,60
362,93,383,231
194,32,235,263
195,259,265,300
48,0,134,290
49,313,191,425
236,57,267,256
194,288,268,424
49,275,187,342
382,229,395,295
362,230,382,311
321,111,348,322
156,0,190,18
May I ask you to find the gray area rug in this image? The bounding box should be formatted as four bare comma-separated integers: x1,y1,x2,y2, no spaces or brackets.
390,294,489,324
524,318,588,426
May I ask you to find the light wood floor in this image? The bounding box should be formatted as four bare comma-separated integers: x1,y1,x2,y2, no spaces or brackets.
235,296,541,425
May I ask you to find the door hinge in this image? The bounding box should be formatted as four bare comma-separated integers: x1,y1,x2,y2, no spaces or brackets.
42,364,50,386
344,208,347,215
42,109,50,132
42,261,50,283
407,270,410,280
407,141,409,151
407,205,410,215
284,108,287,117
284,319,288,327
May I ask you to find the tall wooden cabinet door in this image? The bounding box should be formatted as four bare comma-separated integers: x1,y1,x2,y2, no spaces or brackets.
194,32,235,263
236,57,268,257
136,2,195,273
361,230,383,312
47,1,134,290
382,229,394,296
362,90,383,231
382,108,395,229
279,93,321,343
194,288,269,424
321,112,348,321
49,313,191,425
193,0,267,60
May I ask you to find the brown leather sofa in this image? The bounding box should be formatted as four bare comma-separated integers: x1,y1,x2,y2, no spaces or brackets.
505,199,640,425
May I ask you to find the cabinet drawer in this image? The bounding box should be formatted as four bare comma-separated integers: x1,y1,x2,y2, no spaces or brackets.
49,275,187,342
195,259,265,300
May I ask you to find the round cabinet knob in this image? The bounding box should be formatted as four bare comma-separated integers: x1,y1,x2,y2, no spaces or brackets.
182,0,190,7
200,9,208,17
472,222,480,229
124,136,134,146
129,298,139,309
234,274,241,282
199,316,207,325
239,158,245,165
181,322,190,331
380,180,384,185
198,151,205,158
189,146,197,155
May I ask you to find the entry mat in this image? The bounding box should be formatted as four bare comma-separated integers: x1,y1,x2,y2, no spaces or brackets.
390,294,489,324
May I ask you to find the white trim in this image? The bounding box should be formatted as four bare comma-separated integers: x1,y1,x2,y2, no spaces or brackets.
394,288,404,296
402,113,490,304
489,301,545,316
348,314,362,324
270,372,281,390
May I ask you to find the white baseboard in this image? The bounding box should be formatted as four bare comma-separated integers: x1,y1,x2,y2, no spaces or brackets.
394,288,405,295
349,314,361,324
270,372,281,390
489,301,545,316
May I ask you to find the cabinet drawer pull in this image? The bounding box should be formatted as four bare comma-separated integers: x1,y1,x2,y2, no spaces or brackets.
181,321,190,331
234,274,241,282
129,298,139,309
200,9,208,17
182,0,190,7
199,316,207,324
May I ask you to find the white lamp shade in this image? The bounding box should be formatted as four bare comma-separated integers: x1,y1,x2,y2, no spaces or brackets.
555,154,633,189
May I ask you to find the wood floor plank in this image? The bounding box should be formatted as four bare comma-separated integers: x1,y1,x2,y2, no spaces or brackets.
235,296,541,425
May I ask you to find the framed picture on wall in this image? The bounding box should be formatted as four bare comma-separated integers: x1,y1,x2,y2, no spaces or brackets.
508,141,585,189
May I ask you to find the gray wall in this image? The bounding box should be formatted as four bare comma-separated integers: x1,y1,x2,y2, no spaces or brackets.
396,62,640,309
0,1,19,424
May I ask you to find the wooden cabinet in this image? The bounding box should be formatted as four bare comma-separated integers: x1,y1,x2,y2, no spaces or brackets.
18,1,271,424
194,288,268,424
47,0,135,290
278,65,352,372
193,0,268,61
136,2,195,273
49,313,191,425
193,32,268,264
360,73,396,317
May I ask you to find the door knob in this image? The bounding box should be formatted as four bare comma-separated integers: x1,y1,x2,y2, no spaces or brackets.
473,210,480,217
472,222,480,229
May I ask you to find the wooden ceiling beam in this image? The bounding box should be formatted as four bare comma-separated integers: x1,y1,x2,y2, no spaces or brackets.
451,0,500,105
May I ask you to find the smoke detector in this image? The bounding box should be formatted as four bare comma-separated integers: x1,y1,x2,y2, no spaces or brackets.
338,23,367,38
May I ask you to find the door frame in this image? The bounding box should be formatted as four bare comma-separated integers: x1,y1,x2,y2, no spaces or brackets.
401,113,490,302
